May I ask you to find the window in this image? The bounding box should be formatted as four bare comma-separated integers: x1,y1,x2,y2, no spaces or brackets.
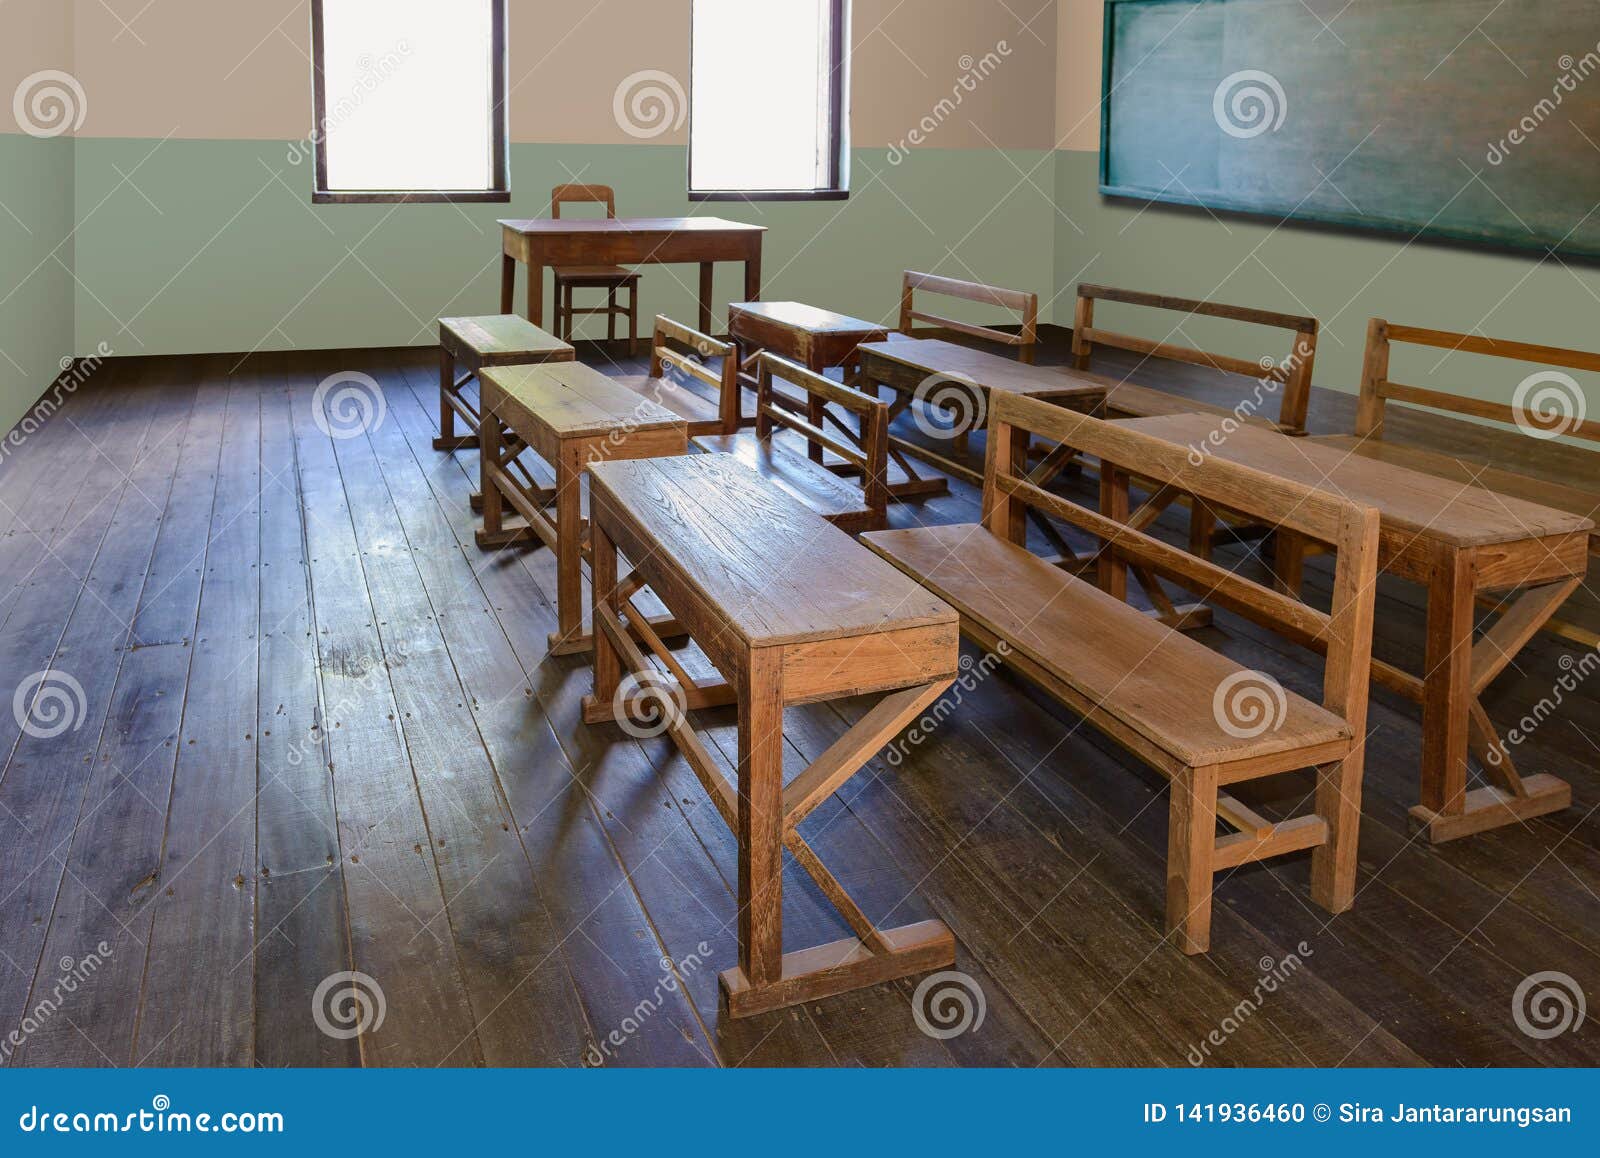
310,0,508,203
689,0,850,200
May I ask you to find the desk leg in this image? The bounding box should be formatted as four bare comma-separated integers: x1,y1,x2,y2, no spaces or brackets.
529,261,546,329
1415,551,1475,829
698,263,714,334
500,254,517,315
736,649,785,994
589,520,621,710
744,251,761,302
547,444,587,655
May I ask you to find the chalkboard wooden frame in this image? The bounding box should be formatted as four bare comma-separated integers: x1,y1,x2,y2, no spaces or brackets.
1096,0,1600,261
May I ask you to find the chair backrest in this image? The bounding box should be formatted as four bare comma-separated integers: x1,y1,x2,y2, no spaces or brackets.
899,271,1039,364
981,390,1379,732
1072,284,1320,434
551,184,617,219
1354,318,1600,447
650,315,740,434
754,352,891,519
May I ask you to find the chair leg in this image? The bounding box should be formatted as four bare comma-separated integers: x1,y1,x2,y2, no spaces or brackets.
1166,765,1217,954
1311,757,1363,913
439,349,456,442
629,283,639,358
608,288,617,343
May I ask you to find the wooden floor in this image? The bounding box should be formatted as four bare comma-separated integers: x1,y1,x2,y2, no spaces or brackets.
0,335,1596,1067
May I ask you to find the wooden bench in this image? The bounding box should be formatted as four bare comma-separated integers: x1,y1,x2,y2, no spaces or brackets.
1072,284,1319,435
475,360,688,655
435,314,574,452
607,315,738,438
584,453,961,1015
863,392,1381,953
1302,318,1600,649
899,270,1039,363
727,300,889,432
693,352,891,534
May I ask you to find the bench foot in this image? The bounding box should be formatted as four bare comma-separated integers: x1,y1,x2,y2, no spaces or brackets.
558,614,692,661
1409,774,1570,843
434,434,479,452
719,920,956,1018
469,491,484,513
475,525,541,551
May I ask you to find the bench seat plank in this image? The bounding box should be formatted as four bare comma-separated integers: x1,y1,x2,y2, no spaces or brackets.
692,431,878,534
610,373,723,434
482,361,682,439
440,315,574,365
862,522,1352,769
1104,380,1279,428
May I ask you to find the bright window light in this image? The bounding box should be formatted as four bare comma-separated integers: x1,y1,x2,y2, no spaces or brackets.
313,0,507,201
690,0,849,199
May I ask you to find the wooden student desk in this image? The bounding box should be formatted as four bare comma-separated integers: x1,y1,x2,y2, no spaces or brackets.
582,453,960,1016
1116,414,1594,842
856,337,1109,494
500,217,765,336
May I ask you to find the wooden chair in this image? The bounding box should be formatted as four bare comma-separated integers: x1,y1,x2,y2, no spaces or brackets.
863,392,1381,953
1292,318,1600,648
1072,284,1319,435
550,184,641,354
693,352,891,533
608,315,739,438
899,271,1039,363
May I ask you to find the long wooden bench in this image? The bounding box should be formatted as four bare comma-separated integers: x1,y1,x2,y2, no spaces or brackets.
1297,318,1600,648
435,314,574,452
862,392,1381,953
1072,283,1319,435
694,352,890,534
608,315,737,437
900,270,1039,363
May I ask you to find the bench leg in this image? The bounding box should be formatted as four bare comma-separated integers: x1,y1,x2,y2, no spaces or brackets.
1273,530,1308,597
1311,757,1362,913
433,350,479,451
1166,765,1217,955
1188,500,1217,561
546,445,589,655
736,649,786,995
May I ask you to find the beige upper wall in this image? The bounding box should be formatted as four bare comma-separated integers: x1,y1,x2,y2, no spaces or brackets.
0,0,75,112
1055,0,1101,151
53,0,1057,148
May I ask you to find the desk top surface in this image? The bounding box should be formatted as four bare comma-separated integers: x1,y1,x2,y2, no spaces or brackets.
588,454,956,648
859,338,1108,400
729,300,889,336
500,216,766,235
1118,414,1595,549
479,362,684,440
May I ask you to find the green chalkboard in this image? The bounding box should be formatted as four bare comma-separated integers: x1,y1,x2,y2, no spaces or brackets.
1100,0,1600,259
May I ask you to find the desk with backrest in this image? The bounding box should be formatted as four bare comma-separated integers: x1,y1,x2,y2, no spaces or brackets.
1117,413,1594,843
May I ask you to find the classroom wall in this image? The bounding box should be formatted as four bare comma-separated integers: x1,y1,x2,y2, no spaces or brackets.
64,0,1061,363
0,1,78,430
1051,2,1600,406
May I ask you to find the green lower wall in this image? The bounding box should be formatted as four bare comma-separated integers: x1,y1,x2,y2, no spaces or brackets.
1052,150,1600,406
71,139,1058,357
0,134,75,432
